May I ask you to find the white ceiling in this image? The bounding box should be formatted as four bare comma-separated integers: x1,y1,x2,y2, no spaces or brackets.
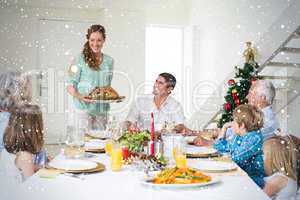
2,0,178,10
2,0,108,9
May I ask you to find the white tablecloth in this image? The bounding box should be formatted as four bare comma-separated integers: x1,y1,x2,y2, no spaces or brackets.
6,154,270,200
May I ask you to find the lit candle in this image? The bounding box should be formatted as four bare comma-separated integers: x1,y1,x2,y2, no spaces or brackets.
150,112,155,155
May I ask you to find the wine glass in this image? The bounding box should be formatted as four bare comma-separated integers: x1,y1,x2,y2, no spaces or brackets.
64,125,85,159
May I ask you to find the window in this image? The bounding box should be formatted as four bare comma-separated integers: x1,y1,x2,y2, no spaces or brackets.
145,26,183,101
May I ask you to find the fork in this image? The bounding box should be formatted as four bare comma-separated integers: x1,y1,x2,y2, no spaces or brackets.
63,172,85,180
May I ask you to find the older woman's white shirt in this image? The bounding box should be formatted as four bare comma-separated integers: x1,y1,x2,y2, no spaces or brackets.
126,95,185,130
264,172,298,200
0,112,10,153
0,149,24,199
260,106,280,141
0,149,23,183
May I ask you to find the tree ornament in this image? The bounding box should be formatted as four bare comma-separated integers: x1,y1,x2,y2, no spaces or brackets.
232,93,238,100
224,103,231,111
243,41,255,63
234,99,240,106
231,88,238,94
228,79,235,86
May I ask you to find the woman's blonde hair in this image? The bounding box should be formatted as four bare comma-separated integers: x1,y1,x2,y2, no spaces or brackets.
233,104,264,132
4,104,44,154
264,136,298,182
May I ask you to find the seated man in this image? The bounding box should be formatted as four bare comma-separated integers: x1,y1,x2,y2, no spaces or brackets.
192,79,279,146
124,73,186,133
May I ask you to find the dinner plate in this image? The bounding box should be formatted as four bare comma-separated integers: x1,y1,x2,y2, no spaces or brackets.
142,176,220,189
86,130,109,139
84,140,105,153
188,160,238,173
185,145,219,158
49,159,98,171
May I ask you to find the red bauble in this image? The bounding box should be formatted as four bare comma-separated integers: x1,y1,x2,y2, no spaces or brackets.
224,102,231,111
228,79,235,86
232,93,238,100
234,99,240,106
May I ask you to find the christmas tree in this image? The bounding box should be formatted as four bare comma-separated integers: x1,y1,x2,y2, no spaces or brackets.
217,42,259,128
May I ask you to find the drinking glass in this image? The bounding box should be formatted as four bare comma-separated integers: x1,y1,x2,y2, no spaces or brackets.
174,147,187,169
111,143,122,171
64,127,85,159
105,139,114,156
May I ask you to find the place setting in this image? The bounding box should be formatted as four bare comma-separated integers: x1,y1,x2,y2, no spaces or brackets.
139,133,222,190
140,157,222,189
37,156,106,180
84,139,106,153
187,159,238,173
85,122,110,140
37,127,108,180
47,158,105,173
184,145,220,158
181,135,220,158
85,129,109,140
142,167,221,189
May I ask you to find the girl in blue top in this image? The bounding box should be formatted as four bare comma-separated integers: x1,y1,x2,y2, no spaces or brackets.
67,24,114,129
214,104,265,188
2,104,47,180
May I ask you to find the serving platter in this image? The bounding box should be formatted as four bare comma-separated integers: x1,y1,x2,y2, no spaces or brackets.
142,176,220,189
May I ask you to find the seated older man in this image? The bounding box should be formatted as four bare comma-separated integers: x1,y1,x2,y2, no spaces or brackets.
193,80,279,146
124,73,186,133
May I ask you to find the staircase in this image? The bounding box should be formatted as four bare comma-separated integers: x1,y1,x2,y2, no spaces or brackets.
198,1,300,133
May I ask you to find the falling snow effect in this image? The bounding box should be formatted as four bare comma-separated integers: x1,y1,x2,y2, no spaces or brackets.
0,0,299,199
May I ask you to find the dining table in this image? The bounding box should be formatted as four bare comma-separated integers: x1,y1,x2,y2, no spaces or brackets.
6,148,271,200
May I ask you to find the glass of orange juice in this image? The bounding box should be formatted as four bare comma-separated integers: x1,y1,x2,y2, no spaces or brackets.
174,147,187,169
172,146,178,159
105,140,114,156
175,153,187,168
111,144,122,171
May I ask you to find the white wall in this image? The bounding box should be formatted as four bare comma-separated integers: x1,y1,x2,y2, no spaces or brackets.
287,70,300,138
0,3,146,142
99,8,146,119
99,0,190,120
0,5,101,72
187,0,296,128
287,94,300,138
1,0,299,138
0,5,103,143
0,0,189,143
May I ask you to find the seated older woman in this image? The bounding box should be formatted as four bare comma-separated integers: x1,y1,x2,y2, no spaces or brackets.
0,71,32,153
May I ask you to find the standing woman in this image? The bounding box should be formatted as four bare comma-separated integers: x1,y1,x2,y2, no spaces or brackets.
67,24,114,130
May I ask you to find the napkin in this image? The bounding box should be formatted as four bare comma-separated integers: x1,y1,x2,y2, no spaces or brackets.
38,168,62,179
